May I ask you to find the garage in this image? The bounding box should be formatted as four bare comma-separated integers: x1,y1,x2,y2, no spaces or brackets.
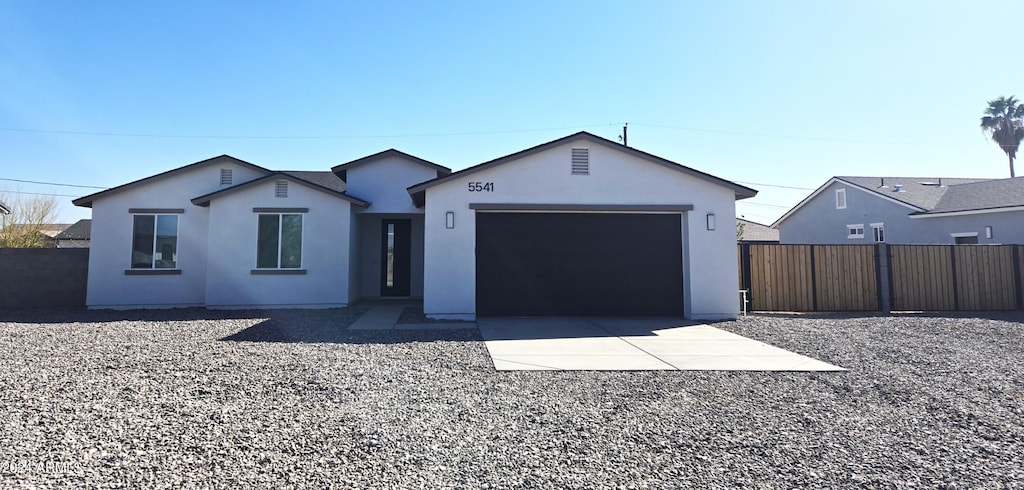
475,211,684,316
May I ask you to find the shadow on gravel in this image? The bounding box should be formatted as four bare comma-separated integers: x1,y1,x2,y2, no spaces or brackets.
0,307,272,324
219,318,483,344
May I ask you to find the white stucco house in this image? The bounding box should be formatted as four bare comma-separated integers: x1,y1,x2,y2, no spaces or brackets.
73,132,757,320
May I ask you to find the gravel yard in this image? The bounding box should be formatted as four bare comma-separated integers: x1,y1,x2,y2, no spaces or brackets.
1,309,1022,488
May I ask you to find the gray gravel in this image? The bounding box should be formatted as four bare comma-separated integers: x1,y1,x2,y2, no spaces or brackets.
1,308,1022,488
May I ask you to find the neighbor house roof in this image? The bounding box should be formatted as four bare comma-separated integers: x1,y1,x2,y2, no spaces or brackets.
1,223,72,239
54,219,91,240
331,149,451,182
737,218,779,242
72,155,272,208
190,171,370,208
912,177,1024,217
407,131,758,207
772,175,998,227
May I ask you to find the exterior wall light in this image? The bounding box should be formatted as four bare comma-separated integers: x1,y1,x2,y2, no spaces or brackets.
446,211,455,229
706,213,716,231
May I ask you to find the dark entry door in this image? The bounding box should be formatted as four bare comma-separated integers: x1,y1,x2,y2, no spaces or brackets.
476,212,684,316
380,219,412,296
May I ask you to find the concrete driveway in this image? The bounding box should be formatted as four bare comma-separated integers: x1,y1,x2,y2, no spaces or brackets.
477,317,845,371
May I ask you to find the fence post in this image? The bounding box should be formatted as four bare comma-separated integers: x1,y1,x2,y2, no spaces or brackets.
875,243,890,312
949,245,960,311
809,246,818,311
740,243,753,310
886,244,897,311
1013,245,1023,311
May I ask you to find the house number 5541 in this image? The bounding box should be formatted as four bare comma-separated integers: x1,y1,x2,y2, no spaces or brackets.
467,182,494,192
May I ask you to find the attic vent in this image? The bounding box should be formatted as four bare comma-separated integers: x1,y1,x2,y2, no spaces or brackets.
220,168,233,185
571,148,589,175
835,188,847,209
894,184,904,192
275,180,288,198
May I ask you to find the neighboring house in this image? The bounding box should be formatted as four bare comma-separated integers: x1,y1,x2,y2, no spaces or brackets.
54,219,91,248
73,132,757,320
737,218,779,242
773,176,1024,244
0,223,72,247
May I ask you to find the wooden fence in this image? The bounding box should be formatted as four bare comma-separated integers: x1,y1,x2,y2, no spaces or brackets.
738,244,1024,312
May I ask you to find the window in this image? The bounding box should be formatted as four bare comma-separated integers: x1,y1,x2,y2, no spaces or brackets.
571,148,589,175
951,233,978,245
847,224,864,239
131,215,178,268
220,168,233,185
257,214,302,268
835,188,847,209
871,223,885,243
275,180,288,198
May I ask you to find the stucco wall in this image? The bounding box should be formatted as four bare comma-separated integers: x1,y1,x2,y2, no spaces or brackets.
204,178,352,308
779,181,1024,244
85,161,267,308
422,139,740,320
346,157,438,213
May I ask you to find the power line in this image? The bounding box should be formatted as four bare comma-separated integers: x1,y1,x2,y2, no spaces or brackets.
734,180,815,191
629,122,971,147
1,189,82,198
0,123,617,140
737,202,792,209
0,177,107,189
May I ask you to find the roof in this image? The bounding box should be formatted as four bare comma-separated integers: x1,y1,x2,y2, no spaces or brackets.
737,218,779,242
836,176,991,210
1,223,72,239
331,149,451,181
407,131,758,207
54,219,91,240
190,171,370,208
773,175,998,227
73,155,272,208
918,177,1024,215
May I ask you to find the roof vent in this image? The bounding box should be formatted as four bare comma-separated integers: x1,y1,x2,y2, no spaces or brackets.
220,168,233,185
275,180,288,198
894,184,903,192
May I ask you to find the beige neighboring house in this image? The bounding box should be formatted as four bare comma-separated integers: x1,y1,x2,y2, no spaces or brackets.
0,223,72,247
54,219,91,248
737,218,779,242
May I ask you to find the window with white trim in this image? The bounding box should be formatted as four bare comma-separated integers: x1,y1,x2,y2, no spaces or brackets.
847,224,864,239
835,188,847,209
871,223,885,243
131,215,178,268
257,214,302,268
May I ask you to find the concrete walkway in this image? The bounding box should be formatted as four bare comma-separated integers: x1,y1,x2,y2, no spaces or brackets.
478,317,845,372
348,301,476,330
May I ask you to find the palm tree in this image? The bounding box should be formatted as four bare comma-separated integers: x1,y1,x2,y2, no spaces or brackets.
980,96,1024,178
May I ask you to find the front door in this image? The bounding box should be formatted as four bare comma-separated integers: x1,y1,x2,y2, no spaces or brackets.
380,219,412,296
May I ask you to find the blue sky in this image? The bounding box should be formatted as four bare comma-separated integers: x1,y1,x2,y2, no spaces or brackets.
2,1,1022,225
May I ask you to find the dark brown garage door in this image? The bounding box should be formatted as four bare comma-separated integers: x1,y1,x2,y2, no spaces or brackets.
476,212,683,316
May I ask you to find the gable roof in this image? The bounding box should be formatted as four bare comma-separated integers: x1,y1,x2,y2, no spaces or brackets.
73,155,272,208
190,171,370,208
773,175,1008,227
331,149,451,182
54,219,91,240
1,223,72,239
406,131,757,207
836,176,991,210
